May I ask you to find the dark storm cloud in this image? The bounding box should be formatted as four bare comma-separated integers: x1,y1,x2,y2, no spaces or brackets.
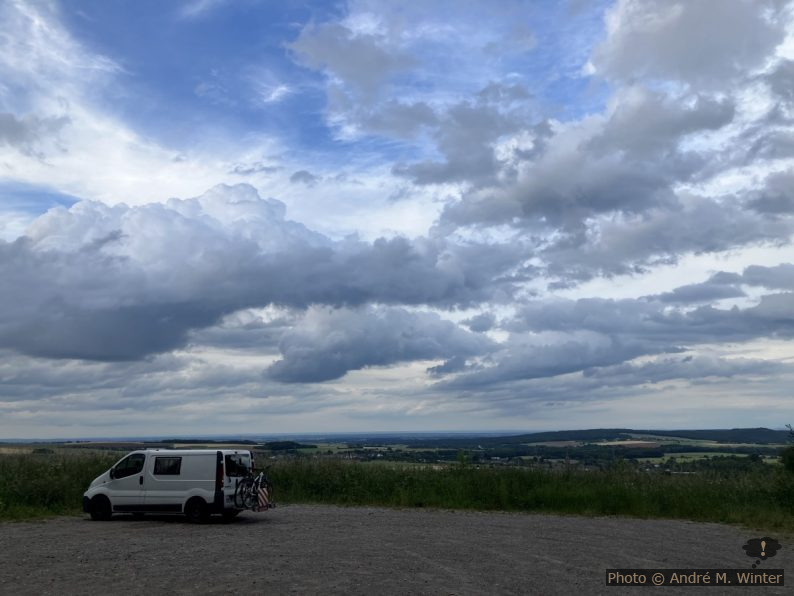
266,306,494,383
0,184,519,361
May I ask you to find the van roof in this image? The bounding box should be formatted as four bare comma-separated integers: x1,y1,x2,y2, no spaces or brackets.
131,448,252,456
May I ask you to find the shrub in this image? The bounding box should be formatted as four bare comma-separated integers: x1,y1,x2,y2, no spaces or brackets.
780,445,794,473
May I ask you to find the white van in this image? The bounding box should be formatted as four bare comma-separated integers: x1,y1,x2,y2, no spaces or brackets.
82,449,260,522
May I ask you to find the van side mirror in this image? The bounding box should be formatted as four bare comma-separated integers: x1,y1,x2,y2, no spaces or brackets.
109,468,115,479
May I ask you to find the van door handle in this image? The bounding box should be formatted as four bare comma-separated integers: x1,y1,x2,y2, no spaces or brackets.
139,476,143,485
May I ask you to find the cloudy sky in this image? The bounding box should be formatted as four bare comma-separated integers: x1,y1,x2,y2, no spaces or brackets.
1,0,793,438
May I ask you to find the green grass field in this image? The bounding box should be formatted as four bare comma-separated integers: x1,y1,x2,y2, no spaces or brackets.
268,459,794,532
3,452,794,532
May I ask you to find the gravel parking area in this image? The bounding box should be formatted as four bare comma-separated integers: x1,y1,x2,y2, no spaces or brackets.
0,505,790,595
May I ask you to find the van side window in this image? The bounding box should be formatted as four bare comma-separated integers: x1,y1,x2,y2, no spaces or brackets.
153,457,182,475
113,453,145,479
225,454,251,477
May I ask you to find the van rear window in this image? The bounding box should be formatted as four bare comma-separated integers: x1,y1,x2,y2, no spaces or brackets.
154,457,182,475
224,454,251,477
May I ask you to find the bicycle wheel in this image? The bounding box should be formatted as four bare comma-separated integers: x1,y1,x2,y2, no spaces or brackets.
242,478,257,509
235,476,255,509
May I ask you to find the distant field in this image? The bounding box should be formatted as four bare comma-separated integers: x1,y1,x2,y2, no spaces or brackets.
2,428,792,531
0,447,33,455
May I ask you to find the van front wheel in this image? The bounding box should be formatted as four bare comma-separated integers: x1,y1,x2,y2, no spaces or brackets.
89,496,112,521
185,498,208,524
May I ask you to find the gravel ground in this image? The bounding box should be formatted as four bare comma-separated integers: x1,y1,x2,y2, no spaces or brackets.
0,505,790,595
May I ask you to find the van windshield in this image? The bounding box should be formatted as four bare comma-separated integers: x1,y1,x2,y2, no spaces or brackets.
225,454,251,477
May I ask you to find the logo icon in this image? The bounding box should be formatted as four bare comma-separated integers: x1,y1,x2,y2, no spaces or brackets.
742,538,782,568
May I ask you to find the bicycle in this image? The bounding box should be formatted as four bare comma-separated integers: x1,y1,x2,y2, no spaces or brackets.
233,467,274,511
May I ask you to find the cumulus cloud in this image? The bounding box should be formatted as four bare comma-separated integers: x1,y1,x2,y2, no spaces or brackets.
266,306,493,382
766,59,794,104
289,22,414,101
2,0,793,434
442,288,794,389
541,197,794,280
425,0,793,287
441,86,737,231
441,330,665,389
511,293,794,343
749,170,794,215
0,183,519,361
589,0,787,87
582,354,790,384
394,93,529,187
740,263,794,289
462,312,496,332
655,281,746,304
289,170,319,186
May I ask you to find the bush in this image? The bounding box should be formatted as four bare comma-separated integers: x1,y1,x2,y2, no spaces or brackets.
780,445,794,473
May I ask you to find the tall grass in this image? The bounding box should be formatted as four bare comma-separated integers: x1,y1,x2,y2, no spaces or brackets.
0,452,117,520
270,459,794,532
2,453,793,532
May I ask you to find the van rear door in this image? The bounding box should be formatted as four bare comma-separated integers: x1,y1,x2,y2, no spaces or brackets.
223,452,252,507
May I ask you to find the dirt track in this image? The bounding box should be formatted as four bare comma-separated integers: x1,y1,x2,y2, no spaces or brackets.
0,505,790,595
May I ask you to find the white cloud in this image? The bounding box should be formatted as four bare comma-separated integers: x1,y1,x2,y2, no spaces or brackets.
179,0,229,19
2,0,794,435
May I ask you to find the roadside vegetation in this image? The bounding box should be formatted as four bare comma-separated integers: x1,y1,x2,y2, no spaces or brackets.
2,447,794,532
0,451,117,520
269,457,794,532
